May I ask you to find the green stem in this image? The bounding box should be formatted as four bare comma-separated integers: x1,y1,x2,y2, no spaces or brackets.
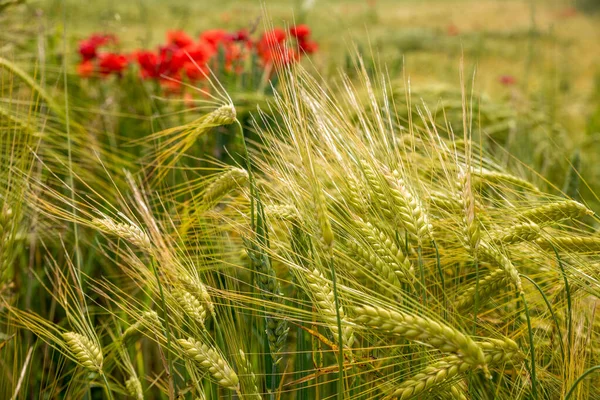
522,275,565,365
327,255,345,399
100,372,115,400
551,243,571,369
522,292,537,400
431,240,446,320
565,365,600,400
151,259,175,400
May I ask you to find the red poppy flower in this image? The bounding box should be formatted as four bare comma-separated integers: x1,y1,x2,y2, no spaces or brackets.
167,30,194,49
78,34,117,61
446,24,460,36
232,29,250,42
499,75,517,86
200,29,234,50
98,53,129,76
298,39,318,54
134,50,160,79
290,25,311,40
76,60,95,77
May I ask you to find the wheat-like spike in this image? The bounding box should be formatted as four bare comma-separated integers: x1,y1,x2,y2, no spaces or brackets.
473,170,539,192
125,375,144,400
353,305,487,373
344,174,370,215
479,337,524,365
391,170,432,242
306,268,355,349
92,217,151,251
455,269,510,311
386,336,522,399
202,104,236,126
492,222,541,245
361,162,430,243
430,191,463,213
535,236,600,253
245,242,289,364
178,338,239,391
238,350,262,400
180,276,215,317
62,332,103,372
265,204,299,223
203,167,248,206
478,243,523,294
122,310,161,341
520,200,592,224
386,355,470,399
346,240,410,286
173,287,207,327
457,169,480,252
350,218,415,282
448,382,468,400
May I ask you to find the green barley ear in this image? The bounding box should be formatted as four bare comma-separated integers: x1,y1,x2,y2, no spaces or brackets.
177,338,239,391
386,355,470,399
203,167,249,207
353,305,488,375
204,104,236,126
62,332,103,372
306,268,355,350
350,217,415,283
238,350,262,400
492,222,541,245
520,200,592,224
179,275,215,317
122,310,161,342
172,287,207,328
473,169,539,192
457,169,480,252
125,375,144,400
479,242,523,294
92,217,151,252
265,204,299,223
535,236,600,253
455,269,510,311
244,240,289,364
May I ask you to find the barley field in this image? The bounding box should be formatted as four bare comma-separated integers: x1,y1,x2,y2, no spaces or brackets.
1,0,600,399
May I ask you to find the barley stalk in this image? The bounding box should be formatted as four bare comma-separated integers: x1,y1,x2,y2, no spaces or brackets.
177,338,239,391
353,305,487,373
62,332,103,372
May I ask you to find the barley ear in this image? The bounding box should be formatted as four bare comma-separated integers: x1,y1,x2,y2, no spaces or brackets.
62,332,103,372
177,338,239,391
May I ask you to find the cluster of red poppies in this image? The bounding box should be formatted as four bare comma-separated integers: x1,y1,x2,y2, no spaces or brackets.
76,25,317,89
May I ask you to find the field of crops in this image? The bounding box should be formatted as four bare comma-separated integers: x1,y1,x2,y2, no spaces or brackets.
1,0,600,399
